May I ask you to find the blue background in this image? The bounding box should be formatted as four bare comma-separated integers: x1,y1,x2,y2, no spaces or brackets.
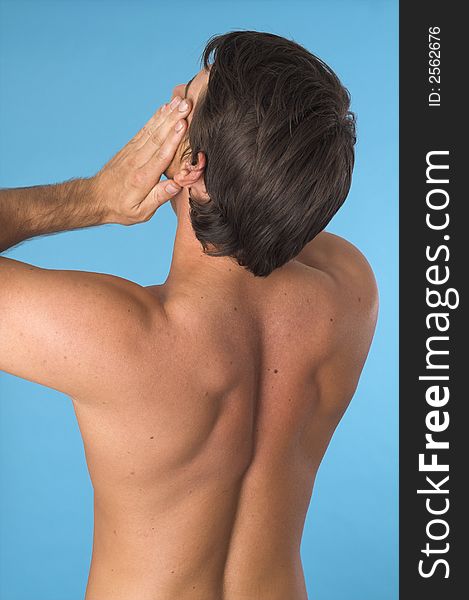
0,1,398,598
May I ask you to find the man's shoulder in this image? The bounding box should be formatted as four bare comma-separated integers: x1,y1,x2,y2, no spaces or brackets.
293,232,378,355
64,270,167,341
293,233,379,413
295,232,378,313
0,257,165,397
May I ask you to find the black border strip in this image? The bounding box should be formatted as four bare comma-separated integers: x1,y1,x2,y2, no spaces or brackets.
399,2,464,597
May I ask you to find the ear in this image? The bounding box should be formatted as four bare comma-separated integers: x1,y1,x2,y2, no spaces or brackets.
173,152,210,201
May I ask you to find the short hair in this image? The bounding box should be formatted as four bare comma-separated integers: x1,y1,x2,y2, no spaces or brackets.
184,30,356,277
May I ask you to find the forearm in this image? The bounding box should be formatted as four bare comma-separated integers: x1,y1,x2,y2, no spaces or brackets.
0,177,107,253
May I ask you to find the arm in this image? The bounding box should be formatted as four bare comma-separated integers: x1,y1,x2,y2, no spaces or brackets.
0,94,191,253
0,259,153,397
0,95,191,395
297,231,379,414
0,178,105,253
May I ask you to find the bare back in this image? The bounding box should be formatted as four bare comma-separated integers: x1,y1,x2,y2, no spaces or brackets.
65,234,377,600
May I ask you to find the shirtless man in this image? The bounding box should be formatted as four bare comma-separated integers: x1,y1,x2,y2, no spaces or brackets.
0,31,378,600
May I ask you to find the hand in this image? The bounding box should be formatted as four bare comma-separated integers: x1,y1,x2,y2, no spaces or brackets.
92,96,192,225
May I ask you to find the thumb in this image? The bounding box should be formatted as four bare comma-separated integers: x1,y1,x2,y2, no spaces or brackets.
142,179,182,214
160,179,182,201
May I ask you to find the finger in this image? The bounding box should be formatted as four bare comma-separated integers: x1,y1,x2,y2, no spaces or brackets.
131,97,179,147
137,97,192,160
140,179,183,216
136,96,191,146
143,97,182,136
131,102,170,146
142,118,188,173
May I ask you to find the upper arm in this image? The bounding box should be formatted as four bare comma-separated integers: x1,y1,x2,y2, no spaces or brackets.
0,256,152,398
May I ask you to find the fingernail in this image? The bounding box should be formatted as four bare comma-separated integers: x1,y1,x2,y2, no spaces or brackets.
178,100,189,112
175,120,185,132
166,182,180,194
170,96,182,109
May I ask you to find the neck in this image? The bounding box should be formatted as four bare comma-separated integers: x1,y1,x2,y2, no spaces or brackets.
165,193,253,290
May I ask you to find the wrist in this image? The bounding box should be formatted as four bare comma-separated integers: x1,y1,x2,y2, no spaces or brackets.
88,174,114,225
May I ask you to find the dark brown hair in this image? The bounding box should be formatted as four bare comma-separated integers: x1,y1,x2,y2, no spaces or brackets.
185,30,356,277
